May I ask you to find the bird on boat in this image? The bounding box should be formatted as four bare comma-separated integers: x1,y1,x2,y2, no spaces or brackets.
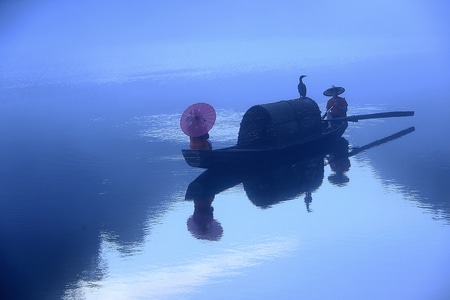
298,75,307,98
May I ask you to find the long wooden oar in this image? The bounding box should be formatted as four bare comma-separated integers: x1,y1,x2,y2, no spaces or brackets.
322,111,415,122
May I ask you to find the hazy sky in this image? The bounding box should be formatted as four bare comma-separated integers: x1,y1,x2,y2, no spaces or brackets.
1,0,449,85
2,0,448,44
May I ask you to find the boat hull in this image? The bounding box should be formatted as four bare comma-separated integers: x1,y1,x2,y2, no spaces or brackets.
182,122,347,169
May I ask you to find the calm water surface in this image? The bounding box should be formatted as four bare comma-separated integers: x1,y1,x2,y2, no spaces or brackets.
1,53,450,299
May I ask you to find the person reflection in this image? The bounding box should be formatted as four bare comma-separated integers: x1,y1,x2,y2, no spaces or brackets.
187,196,223,241
327,140,351,186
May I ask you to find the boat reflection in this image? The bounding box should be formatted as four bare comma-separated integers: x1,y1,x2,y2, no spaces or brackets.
185,127,415,240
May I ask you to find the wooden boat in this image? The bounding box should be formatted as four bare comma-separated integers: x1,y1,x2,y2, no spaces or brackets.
182,97,414,170
183,121,347,169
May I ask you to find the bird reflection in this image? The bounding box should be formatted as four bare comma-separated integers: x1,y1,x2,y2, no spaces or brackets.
184,127,415,239
304,191,313,212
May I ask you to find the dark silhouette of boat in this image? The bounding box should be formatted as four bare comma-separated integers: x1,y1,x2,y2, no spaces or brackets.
181,97,414,169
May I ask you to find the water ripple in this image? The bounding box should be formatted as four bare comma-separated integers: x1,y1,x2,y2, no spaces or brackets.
137,109,243,145
65,236,298,300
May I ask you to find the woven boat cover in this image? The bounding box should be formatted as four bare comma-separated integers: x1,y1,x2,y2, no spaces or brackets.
237,98,322,148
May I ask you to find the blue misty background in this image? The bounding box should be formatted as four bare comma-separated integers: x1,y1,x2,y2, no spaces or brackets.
1,1,450,299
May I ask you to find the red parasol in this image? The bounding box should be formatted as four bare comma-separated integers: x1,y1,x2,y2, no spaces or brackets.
180,102,216,137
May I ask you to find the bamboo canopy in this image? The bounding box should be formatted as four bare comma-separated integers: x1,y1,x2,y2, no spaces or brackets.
237,97,322,148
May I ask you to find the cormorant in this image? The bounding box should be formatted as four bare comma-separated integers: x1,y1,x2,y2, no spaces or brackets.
298,75,307,98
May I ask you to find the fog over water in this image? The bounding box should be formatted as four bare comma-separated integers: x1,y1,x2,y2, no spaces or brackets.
1,1,450,299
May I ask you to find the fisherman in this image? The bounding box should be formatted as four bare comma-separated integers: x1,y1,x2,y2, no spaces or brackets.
298,75,307,98
323,85,348,128
190,133,212,150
